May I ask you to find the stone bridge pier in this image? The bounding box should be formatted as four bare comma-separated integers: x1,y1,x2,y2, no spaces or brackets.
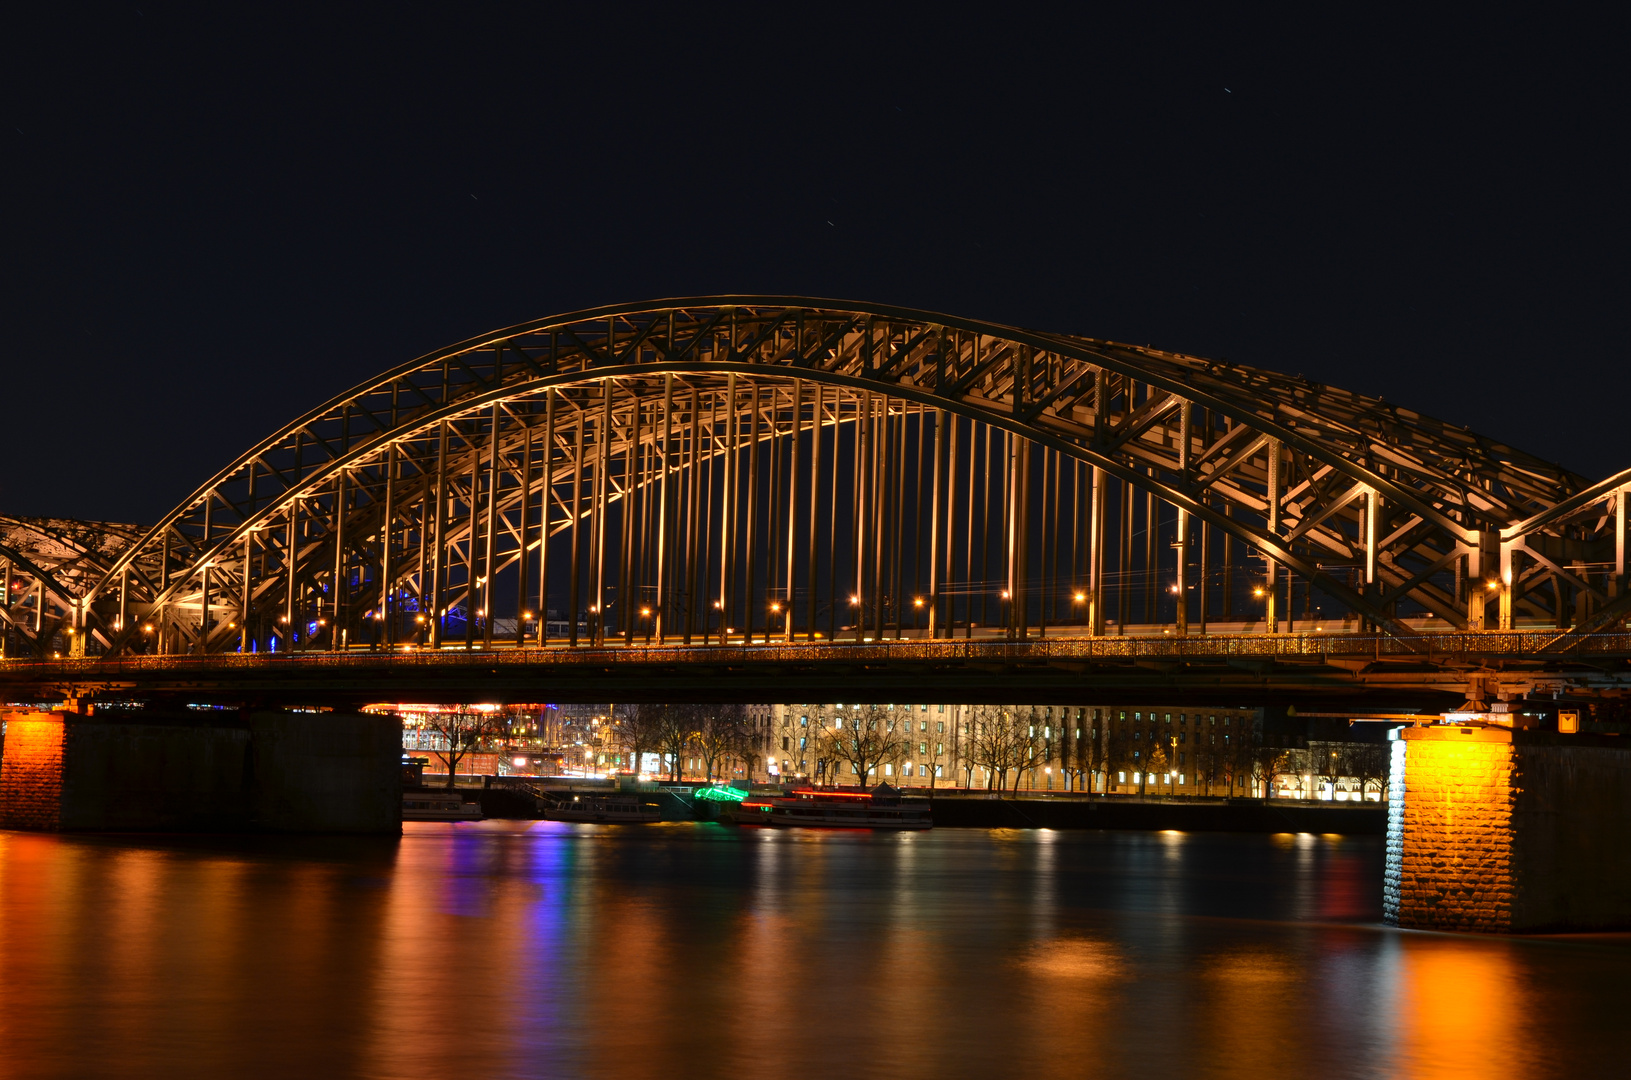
1385,725,1631,932
0,708,401,833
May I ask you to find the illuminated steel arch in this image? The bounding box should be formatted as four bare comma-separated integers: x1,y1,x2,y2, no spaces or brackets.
74,297,1628,657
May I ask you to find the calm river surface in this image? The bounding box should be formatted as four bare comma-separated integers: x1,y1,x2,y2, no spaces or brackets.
1,823,1628,1079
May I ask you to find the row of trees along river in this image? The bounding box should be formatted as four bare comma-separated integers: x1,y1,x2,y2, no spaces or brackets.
407,703,1393,799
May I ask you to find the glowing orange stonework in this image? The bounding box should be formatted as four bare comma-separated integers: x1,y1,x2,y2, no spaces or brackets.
0,711,68,830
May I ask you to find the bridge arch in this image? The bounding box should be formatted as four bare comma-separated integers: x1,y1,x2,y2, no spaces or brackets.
66,297,1625,656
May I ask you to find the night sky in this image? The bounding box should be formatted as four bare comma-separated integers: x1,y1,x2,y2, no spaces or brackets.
5,4,1627,525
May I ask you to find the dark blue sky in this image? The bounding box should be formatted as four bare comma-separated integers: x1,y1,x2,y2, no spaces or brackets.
5,3,1627,523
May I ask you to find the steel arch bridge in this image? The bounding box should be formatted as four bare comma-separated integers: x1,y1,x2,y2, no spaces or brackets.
6,297,1630,670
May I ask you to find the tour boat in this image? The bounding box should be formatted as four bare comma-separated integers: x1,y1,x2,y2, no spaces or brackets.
734,785,932,830
545,793,663,823
402,790,485,821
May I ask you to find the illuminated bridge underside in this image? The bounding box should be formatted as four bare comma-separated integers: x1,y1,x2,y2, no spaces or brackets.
8,298,1630,677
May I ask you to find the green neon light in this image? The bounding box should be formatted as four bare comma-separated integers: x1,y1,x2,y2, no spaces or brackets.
694,786,749,802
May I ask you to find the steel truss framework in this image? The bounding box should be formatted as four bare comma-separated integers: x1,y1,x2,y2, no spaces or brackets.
11,297,1628,661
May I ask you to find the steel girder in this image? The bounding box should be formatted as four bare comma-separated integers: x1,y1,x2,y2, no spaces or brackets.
75,297,1627,657
0,516,149,657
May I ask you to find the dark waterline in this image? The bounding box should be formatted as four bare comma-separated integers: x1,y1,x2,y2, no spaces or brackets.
1,824,1627,1079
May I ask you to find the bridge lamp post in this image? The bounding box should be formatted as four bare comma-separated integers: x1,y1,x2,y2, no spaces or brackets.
770,601,785,641
640,606,652,645
850,595,863,643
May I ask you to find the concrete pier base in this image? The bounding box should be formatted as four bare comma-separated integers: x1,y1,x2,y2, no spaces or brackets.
1385,725,1631,932
0,709,401,834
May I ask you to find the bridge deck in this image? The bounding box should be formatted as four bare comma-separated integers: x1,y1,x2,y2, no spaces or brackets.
7,630,1630,708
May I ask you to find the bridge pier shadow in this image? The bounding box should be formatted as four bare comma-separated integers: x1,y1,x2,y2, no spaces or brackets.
0,709,401,833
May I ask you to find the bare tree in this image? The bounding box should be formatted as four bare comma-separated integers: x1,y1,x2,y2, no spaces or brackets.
1147,739,1174,795
1314,743,1345,799
618,703,666,776
653,703,701,781
1256,746,1300,798
1064,717,1094,793
921,718,952,791
968,706,1037,795
695,703,749,782
1104,713,1134,793
900,708,950,789
1192,728,1223,796
1346,742,1392,801
816,703,909,788
421,709,505,789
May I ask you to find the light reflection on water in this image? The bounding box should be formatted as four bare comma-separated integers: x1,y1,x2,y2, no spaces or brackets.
1,823,1627,1079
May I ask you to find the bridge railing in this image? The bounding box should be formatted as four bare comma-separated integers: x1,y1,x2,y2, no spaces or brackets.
8,628,1631,675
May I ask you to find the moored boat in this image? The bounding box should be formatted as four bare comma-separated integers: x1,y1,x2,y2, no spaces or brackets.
735,784,932,830
403,790,485,821
545,793,662,823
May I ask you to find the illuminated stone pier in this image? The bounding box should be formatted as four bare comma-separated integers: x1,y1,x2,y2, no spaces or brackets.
1385,726,1631,932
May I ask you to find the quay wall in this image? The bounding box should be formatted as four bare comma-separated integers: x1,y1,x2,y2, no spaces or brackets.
1385,726,1631,932
0,710,401,834
914,795,1385,833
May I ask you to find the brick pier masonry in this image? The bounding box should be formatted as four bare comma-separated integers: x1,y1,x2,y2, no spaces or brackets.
0,710,401,833
1385,726,1631,932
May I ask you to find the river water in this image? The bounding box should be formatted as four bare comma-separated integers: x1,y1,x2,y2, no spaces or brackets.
1,823,1627,1079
